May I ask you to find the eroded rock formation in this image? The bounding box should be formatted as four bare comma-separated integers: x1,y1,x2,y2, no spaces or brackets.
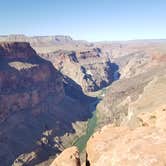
41,48,119,92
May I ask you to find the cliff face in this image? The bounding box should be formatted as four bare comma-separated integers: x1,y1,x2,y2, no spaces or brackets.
0,42,93,166
96,39,166,128
0,42,64,122
0,42,36,58
96,63,166,128
42,48,119,92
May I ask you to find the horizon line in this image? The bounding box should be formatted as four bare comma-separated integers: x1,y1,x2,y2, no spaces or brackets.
0,34,166,43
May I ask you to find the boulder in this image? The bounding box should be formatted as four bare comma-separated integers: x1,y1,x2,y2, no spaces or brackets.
50,146,80,166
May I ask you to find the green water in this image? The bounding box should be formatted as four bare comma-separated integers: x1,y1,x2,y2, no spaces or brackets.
73,101,98,152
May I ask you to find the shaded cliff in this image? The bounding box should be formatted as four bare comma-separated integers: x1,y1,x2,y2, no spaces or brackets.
0,42,64,122
0,42,94,166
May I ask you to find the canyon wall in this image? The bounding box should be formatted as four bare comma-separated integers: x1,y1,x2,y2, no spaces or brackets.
0,42,64,122
0,42,92,166
41,48,119,92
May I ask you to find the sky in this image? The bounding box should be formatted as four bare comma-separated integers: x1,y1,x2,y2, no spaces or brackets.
0,0,166,41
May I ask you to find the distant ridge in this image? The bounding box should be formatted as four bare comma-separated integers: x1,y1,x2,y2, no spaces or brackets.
1,34,166,43
0,34,73,43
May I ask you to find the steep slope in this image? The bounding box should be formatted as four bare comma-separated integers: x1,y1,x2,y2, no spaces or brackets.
97,64,166,128
86,75,166,165
97,40,166,79
0,42,64,122
96,41,166,127
0,42,93,166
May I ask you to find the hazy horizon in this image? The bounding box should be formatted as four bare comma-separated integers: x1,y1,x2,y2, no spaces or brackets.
1,0,166,42
1,34,166,43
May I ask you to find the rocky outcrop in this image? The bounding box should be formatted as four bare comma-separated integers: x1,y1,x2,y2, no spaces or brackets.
41,49,119,92
51,105,166,166
84,58,166,165
50,146,80,166
0,42,36,59
86,125,166,166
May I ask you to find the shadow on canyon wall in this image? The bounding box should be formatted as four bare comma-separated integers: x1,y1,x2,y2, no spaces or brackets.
0,54,120,166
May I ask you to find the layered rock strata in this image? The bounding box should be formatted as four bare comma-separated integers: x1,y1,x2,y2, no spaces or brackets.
0,42,92,166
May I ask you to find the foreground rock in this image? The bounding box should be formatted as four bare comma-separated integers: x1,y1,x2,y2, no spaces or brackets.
136,105,166,129
86,125,166,166
0,42,93,166
50,146,80,166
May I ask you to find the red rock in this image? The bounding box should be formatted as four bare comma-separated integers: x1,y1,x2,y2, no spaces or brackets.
86,125,166,166
0,42,64,121
50,146,81,166
0,42,36,59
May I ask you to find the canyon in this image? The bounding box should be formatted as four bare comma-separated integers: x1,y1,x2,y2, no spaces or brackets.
0,35,166,166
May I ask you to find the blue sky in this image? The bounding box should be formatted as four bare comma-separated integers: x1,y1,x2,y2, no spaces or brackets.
0,0,166,41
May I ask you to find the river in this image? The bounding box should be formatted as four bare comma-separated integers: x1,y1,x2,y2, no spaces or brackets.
72,100,99,152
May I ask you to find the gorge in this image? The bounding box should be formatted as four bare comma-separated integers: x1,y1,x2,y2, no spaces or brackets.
0,35,166,166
